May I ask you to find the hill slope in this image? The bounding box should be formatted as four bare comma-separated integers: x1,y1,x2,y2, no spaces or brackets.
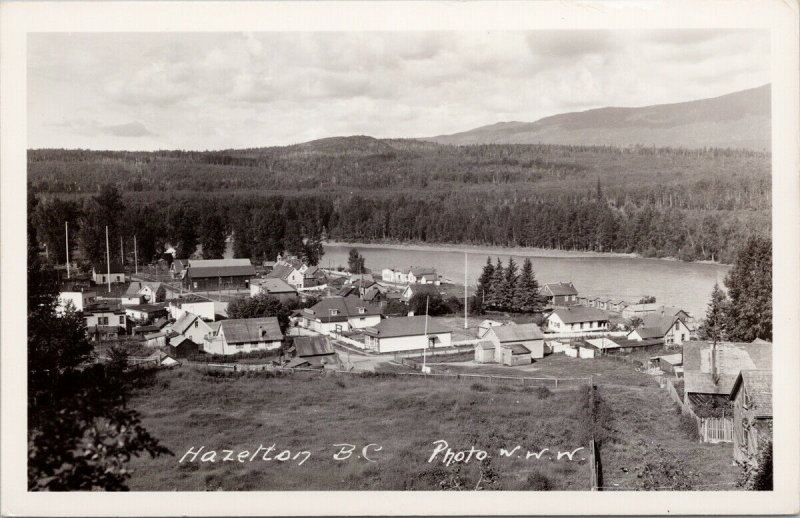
425,85,771,151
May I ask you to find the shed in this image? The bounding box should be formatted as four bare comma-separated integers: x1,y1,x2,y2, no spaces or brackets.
474,341,495,363
485,323,545,360
498,343,532,366
294,335,337,368
169,336,199,358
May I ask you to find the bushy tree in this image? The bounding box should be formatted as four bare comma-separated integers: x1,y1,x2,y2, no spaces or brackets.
487,258,505,310
33,197,83,266
499,258,518,311
347,248,365,274
226,294,293,331
638,295,656,304
409,291,449,316
476,257,494,309
168,202,199,259
725,236,772,342
77,184,126,265
198,211,227,259
28,193,170,490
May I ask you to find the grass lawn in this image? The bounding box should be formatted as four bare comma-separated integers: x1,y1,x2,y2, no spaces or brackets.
126,369,593,491
437,354,740,490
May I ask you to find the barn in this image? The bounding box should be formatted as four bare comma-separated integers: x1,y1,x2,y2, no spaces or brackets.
485,323,545,359
183,258,256,291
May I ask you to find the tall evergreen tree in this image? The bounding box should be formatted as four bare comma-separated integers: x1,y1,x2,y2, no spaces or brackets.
198,211,227,259
487,258,505,310
724,236,772,342
77,184,126,265
347,248,366,274
516,257,543,313
500,257,519,311
476,256,495,310
698,283,730,342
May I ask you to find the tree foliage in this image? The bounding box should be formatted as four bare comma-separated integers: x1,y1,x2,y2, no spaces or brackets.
724,236,772,342
347,248,366,274
477,256,543,313
28,192,170,491
226,294,295,331
408,291,449,317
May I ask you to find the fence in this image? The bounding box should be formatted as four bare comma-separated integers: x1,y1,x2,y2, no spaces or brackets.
391,343,477,361
663,378,733,443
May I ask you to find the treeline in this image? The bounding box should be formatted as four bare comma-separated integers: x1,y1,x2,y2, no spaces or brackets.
28,139,770,264
475,257,544,313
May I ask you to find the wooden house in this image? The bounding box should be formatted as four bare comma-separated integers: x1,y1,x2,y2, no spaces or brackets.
293,335,337,368
539,282,578,306
485,323,545,359
92,261,125,285
183,258,256,291
730,370,773,464
250,278,299,303
545,307,610,333
298,295,382,335
204,317,283,355
363,316,451,353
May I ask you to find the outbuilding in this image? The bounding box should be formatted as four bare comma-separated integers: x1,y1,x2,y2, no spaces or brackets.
474,341,495,363
498,343,532,366
485,323,545,359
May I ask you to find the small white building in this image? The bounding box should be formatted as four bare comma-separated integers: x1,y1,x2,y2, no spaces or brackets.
298,295,382,335
545,307,610,333
485,323,545,359
203,317,283,355
477,319,504,338
474,341,495,363
57,290,97,315
168,295,216,322
363,316,452,353
92,262,125,285
628,314,691,347
408,267,439,285
171,311,217,345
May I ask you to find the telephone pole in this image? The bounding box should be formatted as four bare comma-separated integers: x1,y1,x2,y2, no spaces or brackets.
105,226,111,293
464,252,468,329
134,235,138,274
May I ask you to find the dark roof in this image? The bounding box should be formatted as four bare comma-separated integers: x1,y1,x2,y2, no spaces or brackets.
730,370,772,417
405,284,440,297
219,317,283,343
188,259,256,278
170,294,213,306
294,335,335,357
683,341,772,396
549,306,609,324
172,259,188,271
629,326,665,340
94,262,124,274
502,343,531,355
541,282,578,296
125,303,168,313
302,296,382,323
608,337,663,349
490,323,544,342
364,316,450,339
172,312,201,335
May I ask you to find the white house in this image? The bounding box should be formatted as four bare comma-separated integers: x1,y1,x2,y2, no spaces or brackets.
408,267,439,285
266,263,305,290
545,307,610,333
477,319,504,338
126,280,164,304
298,295,382,334
83,303,127,340
124,304,168,324
171,311,217,345
627,314,691,347
485,323,545,360
381,268,396,283
204,317,283,356
168,295,216,321
363,316,452,353
57,289,97,315
92,262,125,285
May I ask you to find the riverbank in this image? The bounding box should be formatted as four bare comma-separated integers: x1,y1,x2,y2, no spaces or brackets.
324,240,729,266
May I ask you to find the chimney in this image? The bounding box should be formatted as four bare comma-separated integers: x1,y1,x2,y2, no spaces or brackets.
259,325,265,338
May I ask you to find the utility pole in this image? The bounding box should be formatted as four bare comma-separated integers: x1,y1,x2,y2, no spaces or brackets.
120,236,124,267
134,235,138,275
105,226,111,293
464,252,468,329
422,296,429,372
65,221,70,279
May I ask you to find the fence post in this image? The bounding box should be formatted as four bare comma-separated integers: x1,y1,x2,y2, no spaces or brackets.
555,378,558,388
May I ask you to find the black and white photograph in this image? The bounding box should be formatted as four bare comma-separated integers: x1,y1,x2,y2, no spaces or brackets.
1,1,798,516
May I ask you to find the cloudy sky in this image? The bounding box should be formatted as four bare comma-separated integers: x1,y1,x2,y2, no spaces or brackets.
28,30,769,150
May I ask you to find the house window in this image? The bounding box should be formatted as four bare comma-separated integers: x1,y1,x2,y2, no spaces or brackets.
236,344,244,350
330,309,339,316
194,320,199,328
358,307,366,314
119,316,124,325
580,322,584,330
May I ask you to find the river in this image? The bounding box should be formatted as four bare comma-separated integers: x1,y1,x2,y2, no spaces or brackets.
319,242,730,319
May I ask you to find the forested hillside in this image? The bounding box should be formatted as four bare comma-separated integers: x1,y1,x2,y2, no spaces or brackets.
28,139,770,265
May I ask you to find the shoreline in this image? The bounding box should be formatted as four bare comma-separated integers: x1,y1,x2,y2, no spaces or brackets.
323,240,730,266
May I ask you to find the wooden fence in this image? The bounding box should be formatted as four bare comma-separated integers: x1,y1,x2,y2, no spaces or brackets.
663,378,733,443
392,343,478,361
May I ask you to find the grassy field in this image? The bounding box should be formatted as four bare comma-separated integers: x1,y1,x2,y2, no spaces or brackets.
126,369,593,491
435,354,740,490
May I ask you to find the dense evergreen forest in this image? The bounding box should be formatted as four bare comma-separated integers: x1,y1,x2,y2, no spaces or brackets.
28,137,770,265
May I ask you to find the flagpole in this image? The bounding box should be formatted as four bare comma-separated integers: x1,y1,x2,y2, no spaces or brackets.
105,226,111,293
65,221,70,279
464,252,468,330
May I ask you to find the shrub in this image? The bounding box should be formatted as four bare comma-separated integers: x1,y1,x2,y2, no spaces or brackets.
526,471,553,490
470,383,489,392
535,386,551,399
334,379,346,388
679,412,700,441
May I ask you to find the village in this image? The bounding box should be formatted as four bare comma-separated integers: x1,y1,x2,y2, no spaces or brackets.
54,247,773,480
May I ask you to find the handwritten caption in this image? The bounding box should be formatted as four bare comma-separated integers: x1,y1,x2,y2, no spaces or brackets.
178,440,584,466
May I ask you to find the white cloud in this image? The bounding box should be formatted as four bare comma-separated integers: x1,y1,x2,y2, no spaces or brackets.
27,30,770,150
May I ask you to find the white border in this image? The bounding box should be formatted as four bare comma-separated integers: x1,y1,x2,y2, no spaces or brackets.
2,1,799,516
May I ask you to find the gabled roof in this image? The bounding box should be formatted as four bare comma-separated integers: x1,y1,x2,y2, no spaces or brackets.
475,341,495,350
294,335,335,357
127,280,163,295
409,266,436,277
188,258,256,278
549,307,609,324
170,294,213,306
629,327,665,340
404,284,440,297
491,323,544,342
730,370,772,417
172,259,188,271
266,263,300,282
254,278,298,294
364,316,450,338
172,312,201,335
540,282,578,296
302,295,382,323
683,341,772,396
94,262,124,274
219,317,283,344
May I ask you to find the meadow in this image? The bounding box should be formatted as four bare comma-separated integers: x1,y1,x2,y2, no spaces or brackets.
126,369,594,491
